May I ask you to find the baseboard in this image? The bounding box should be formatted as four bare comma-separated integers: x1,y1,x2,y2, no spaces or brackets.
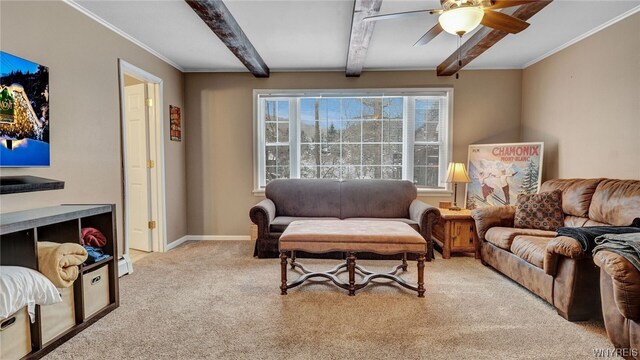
165,235,251,251
188,235,251,241
166,235,190,251
118,255,133,277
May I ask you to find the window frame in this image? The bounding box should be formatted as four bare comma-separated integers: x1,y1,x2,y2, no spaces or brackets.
253,88,454,196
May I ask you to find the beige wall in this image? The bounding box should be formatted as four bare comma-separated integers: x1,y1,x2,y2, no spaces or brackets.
521,13,640,180
185,70,523,235
0,1,188,255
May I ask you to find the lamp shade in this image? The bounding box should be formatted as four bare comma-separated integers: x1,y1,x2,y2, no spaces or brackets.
446,162,471,183
438,7,484,35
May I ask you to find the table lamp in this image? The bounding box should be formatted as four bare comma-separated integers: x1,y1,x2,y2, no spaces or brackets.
445,162,471,211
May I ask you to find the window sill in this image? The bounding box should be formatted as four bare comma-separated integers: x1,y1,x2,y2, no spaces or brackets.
254,188,452,197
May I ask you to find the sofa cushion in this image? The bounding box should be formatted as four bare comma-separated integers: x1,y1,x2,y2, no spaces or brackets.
514,190,564,231
563,216,589,228
485,227,557,250
343,218,420,232
540,178,603,217
589,179,640,226
511,235,551,269
340,180,416,219
270,216,340,233
266,179,341,218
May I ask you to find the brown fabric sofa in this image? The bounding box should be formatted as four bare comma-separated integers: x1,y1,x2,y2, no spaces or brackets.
249,179,441,259
472,178,640,321
594,251,640,359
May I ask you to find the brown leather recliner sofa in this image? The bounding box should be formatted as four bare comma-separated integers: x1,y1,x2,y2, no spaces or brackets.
472,178,640,321
594,251,640,359
250,179,441,259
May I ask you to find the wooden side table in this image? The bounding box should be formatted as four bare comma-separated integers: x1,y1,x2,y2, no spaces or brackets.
432,208,479,259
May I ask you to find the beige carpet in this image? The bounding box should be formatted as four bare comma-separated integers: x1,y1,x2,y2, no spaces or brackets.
45,241,612,359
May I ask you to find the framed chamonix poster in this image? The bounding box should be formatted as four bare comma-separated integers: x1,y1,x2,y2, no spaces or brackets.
465,142,543,209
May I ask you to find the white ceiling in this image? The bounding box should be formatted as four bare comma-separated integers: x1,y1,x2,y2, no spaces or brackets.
71,0,640,72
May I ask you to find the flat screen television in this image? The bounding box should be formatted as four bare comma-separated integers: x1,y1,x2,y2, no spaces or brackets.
0,51,50,167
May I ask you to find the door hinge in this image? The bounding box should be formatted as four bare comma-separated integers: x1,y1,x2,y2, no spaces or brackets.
147,160,155,169
145,98,153,107
148,220,156,229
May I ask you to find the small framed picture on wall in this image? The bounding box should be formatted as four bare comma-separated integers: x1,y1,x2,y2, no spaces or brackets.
169,105,181,141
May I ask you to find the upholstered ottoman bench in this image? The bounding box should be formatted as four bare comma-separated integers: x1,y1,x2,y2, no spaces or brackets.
279,220,428,297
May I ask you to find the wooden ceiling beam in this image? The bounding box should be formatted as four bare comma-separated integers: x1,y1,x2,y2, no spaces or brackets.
436,1,552,76
345,0,383,77
186,0,270,78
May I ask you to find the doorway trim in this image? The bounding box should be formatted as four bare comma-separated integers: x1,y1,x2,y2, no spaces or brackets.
118,59,167,274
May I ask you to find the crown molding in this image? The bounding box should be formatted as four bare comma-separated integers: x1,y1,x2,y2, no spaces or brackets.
522,4,640,69
63,0,184,72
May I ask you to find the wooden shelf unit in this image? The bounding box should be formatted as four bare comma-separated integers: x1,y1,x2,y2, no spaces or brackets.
0,205,119,360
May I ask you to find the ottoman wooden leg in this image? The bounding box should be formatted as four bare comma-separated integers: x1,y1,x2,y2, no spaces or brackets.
347,252,356,296
402,252,408,271
417,253,426,298
290,251,296,269
280,251,288,295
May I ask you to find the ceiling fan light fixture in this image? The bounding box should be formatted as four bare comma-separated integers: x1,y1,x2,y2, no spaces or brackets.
438,6,484,36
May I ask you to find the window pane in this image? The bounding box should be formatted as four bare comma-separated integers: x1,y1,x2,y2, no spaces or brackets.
383,119,403,142
414,166,426,185
382,144,403,165
426,145,439,166
320,166,340,179
383,97,403,120
321,144,340,165
362,121,381,142
300,166,318,179
414,145,427,166
265,122,277,143
341,144,361,165
266,146,289,166
265,101,276,121
265,166,289,181
382,166,402,180
362,98,382,120
342,120,361,142
415,99,440,142
342,98,362,120
362,144,381,165
277,101,289,121
362,166,381,179
300,144,320,166
342,166,361,179
426,166,439,188
277,123,289,142
324,119,340,143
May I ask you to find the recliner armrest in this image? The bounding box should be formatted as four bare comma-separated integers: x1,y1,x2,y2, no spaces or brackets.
409,200,441,261
470,206,515,242
594,250,640,321
543,236,585,275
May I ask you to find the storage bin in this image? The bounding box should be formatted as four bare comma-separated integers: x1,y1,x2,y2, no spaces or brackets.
0,307,32,360
83,265,110,319
41,286,76,344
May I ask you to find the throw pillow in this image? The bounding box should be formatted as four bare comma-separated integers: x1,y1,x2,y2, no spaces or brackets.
514,189,564,231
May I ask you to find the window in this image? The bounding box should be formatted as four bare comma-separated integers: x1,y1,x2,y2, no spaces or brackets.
255,89,452,193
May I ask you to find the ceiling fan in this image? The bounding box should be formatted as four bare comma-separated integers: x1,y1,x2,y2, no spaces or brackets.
364,0,534,47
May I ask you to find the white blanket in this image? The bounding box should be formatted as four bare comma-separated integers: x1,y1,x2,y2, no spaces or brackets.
0,266,62,322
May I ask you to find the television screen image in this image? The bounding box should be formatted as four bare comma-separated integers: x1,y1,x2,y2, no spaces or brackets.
0,51,50,167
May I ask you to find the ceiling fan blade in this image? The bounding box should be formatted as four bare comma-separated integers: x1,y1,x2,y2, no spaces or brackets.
489,0,536,10
481,10,530,33
363,9,438,22
413,23,443,47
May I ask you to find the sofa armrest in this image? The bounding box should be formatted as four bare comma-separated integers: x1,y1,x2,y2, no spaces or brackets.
470,205,515,242
594,250,640,321
249,199,276,236
409,200,441,261
543,236,586,275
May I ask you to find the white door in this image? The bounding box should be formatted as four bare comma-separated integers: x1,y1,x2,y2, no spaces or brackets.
124,83,152,252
